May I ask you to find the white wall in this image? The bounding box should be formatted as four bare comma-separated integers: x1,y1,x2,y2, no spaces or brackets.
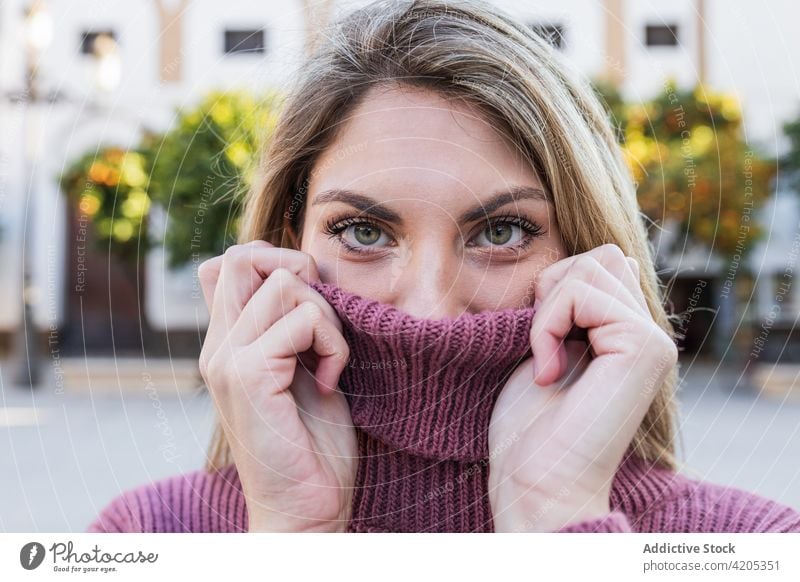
706,0,800,154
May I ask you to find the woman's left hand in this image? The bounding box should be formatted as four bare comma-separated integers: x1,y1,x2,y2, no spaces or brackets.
488,243,678,532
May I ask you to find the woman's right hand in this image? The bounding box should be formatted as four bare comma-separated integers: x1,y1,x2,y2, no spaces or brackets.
197,240,357,532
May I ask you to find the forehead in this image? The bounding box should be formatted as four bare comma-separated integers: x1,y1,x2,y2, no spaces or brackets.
307,84,541,204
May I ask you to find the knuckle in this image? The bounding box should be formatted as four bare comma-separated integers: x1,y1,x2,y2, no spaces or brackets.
269,266,293,280
599,242,625,258
247,238,273,247
222,245,248,267
626,256,640,271
573,255,602,275
302,300,323,323
223,244,257,266
267,267,297,293
593,244,630,278
564,277,591,295
223,244,242,258
597,244,627,268
660,332,679,363
642,326,678,366
197,256,219,279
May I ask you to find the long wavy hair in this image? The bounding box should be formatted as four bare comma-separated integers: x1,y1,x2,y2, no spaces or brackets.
205,0,681,473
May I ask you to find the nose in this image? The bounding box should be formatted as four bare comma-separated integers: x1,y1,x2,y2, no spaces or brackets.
390,240,465,320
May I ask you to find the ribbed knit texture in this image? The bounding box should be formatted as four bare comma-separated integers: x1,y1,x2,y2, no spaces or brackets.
310,281,536,532
86,281,800,534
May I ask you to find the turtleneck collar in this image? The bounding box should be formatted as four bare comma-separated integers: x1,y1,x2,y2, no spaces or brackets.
307,280,538,531
309,280,537,462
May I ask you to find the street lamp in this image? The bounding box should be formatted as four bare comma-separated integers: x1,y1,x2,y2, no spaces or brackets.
10,0,52,387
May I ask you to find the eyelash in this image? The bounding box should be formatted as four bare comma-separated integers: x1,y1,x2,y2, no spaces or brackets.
321,213,545,256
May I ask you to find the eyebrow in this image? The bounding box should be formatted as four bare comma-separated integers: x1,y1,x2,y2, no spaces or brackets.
311,185,549,224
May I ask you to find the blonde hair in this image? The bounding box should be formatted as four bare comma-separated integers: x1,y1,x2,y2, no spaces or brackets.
205,0,680,474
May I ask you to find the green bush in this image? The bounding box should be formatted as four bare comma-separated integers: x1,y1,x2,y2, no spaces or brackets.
142,90,283,268
59,146,152,263
594,78,775,258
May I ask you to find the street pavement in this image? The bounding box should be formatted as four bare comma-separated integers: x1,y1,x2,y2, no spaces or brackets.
1,359,798,532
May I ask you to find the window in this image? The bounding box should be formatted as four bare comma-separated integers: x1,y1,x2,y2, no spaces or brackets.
224,29,266,55
529,23,565,49
645,24,679,47
81,30,117,55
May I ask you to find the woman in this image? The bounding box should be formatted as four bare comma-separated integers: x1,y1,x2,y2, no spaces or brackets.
87,0,799,533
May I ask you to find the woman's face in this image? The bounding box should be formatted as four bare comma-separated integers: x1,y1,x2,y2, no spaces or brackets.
300,83,567,319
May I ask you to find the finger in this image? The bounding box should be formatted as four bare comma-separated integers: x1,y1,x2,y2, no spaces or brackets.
531,253,642,349
588,246,647,314
249,301,350,395
621,256,648,315
208,245,321,354
228,268,342,347
582,245,648,314
557,320,675,446
530,278,646,386
533,244,649,316
535,244,647,314
559,255,646,317
198,240,273,310
198,255,223,310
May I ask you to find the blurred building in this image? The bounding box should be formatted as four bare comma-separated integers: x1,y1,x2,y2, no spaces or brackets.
0,0,798,367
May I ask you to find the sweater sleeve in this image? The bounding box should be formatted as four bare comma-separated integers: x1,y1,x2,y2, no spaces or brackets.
85,466,247,533
556,511,632,533
86,490,144,533
676,480,800,533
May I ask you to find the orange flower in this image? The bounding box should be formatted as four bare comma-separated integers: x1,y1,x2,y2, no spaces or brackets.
88,162,109,183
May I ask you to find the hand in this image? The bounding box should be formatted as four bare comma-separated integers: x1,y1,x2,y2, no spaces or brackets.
198,240,357,532
489,244,678,532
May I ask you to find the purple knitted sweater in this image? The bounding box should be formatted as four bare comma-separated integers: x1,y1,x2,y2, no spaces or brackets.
87,281,800,533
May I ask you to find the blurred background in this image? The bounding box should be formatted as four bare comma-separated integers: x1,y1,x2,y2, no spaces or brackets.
0,0,798,532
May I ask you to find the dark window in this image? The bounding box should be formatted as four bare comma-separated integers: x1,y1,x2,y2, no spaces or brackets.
645,24,679,47
530,23,565,49
81,30,117,55
224,29,266,55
